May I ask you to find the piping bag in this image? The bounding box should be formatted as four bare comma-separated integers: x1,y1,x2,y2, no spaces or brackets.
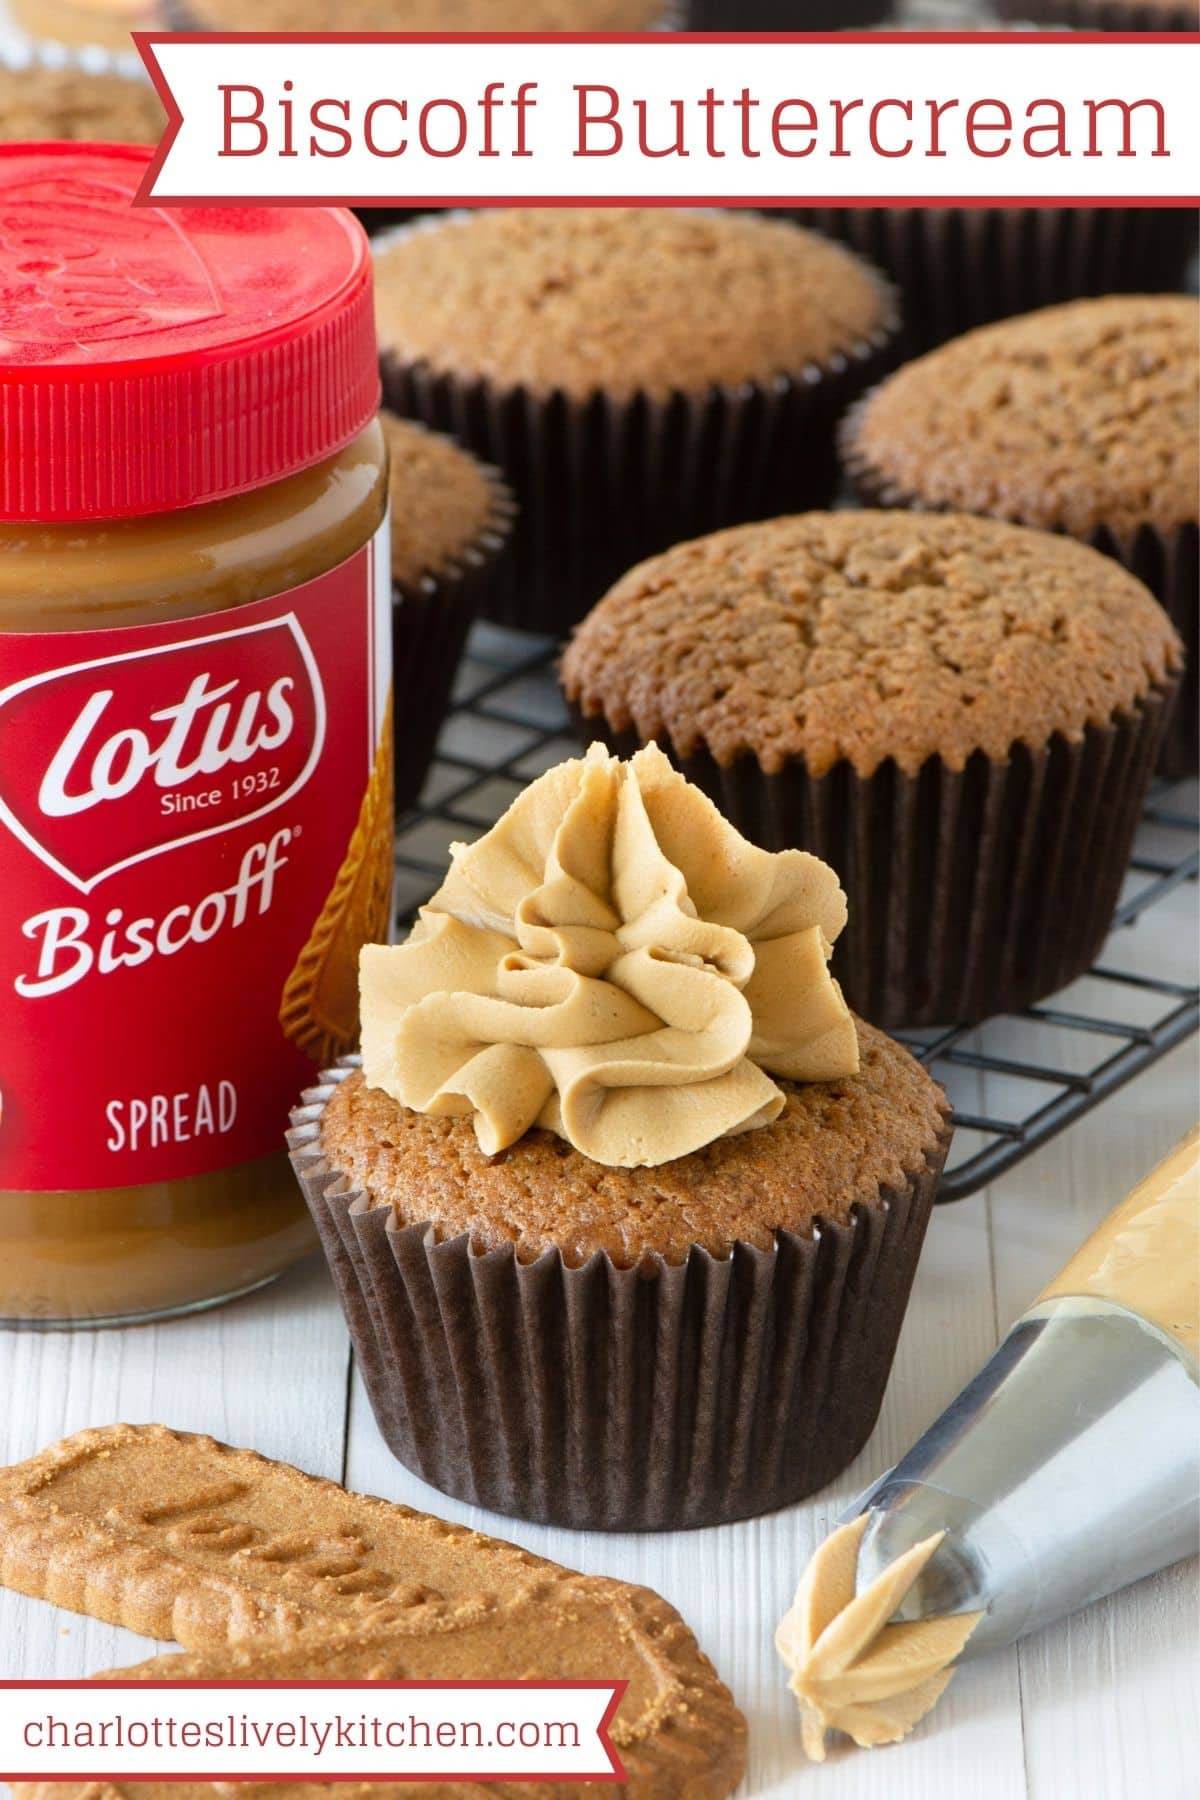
777,1129,1200,1761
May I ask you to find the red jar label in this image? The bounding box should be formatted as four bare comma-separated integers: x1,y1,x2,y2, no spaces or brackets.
0,527,392,1191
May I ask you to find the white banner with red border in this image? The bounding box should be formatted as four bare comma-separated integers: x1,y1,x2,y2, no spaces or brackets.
0,1682,625,1783
136,31,1200,208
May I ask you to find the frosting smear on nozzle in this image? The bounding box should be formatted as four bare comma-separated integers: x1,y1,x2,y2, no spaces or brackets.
361,742,858,1168
776,1514,982,1762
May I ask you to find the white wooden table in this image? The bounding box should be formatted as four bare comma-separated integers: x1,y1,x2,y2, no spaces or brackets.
1,838,1196,1799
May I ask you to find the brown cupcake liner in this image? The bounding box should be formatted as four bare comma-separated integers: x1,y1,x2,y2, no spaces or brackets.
782,206,1198,357
687,0,891,23
377,220,901,636
390,447,517,814
841,404,1197,776
998,0,1198,28
567,685,1178,1029
1087,521,1197,777
288,1069,952,1532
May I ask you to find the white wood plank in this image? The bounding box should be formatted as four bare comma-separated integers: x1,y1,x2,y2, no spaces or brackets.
0,1252,350,1680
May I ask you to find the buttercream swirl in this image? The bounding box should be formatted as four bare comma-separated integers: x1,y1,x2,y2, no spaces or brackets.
777,1515,982,1762
360,743,858,1169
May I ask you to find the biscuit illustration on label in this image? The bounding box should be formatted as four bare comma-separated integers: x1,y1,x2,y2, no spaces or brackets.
0,1425,747,1800
280,695,395,1070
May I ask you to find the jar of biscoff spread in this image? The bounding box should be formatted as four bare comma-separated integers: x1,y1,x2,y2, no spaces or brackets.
0,143,392,1326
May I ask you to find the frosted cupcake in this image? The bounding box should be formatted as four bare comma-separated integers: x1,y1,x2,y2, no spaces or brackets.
290,745,951,1531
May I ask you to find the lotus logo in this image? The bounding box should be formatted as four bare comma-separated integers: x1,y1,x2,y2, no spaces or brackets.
0,617,326,893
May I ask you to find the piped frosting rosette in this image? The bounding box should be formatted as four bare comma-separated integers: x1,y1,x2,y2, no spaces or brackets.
361,742,859,1168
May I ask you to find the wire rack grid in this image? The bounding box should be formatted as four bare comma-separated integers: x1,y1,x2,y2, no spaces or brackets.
394,624,1199,1207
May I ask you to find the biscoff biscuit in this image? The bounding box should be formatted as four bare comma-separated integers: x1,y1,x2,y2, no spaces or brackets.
280,696,395,1069
0,1426,746,1800
83,1618,742,1800
0,1422,562,1644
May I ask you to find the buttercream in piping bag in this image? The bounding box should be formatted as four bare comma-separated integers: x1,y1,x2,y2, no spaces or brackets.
360,743,858,1167
1035,1127,1199,1364
779,1131,1199,1763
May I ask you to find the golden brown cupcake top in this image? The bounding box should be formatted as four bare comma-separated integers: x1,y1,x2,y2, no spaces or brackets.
847,296,1200,540
381,411,505,587
561,511,1182,778
185,0,666,27
375,209,892,400
322,1018,947,1267
0,62,163,142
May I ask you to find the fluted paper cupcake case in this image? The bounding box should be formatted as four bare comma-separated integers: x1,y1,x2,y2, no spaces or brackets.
391,451,517,814
288,1070,952,1532
1090,522,1197,777
779,206,1198,358
686,0,892,24
567,686,1178,1029
378,222,901,635
841,403,1198,777
998,0,1198,29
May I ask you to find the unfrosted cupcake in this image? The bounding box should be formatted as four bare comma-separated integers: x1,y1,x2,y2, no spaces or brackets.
289,743,951,1531
688,1,891,23
999,0,1198,27
780,206,1197,357
375,208,899,634
843,296,1199,773
174,0,674,26
562,512,1182,1029
0,61,162,142
381,413,515,812
7,0,149,50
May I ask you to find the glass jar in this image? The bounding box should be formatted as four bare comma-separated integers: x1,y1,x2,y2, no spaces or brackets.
0,144,391,1326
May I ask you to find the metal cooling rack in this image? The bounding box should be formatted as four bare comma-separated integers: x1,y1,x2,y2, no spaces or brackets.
396,623,1199,1206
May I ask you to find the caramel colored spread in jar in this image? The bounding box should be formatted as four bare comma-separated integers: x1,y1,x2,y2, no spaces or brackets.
0,144,391,1325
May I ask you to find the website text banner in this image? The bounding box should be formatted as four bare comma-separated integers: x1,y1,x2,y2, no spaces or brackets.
138,32,1200,207
0,1682,625,1784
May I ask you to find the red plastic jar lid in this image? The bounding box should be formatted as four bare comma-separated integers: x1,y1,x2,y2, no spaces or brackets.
0,142,380,522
